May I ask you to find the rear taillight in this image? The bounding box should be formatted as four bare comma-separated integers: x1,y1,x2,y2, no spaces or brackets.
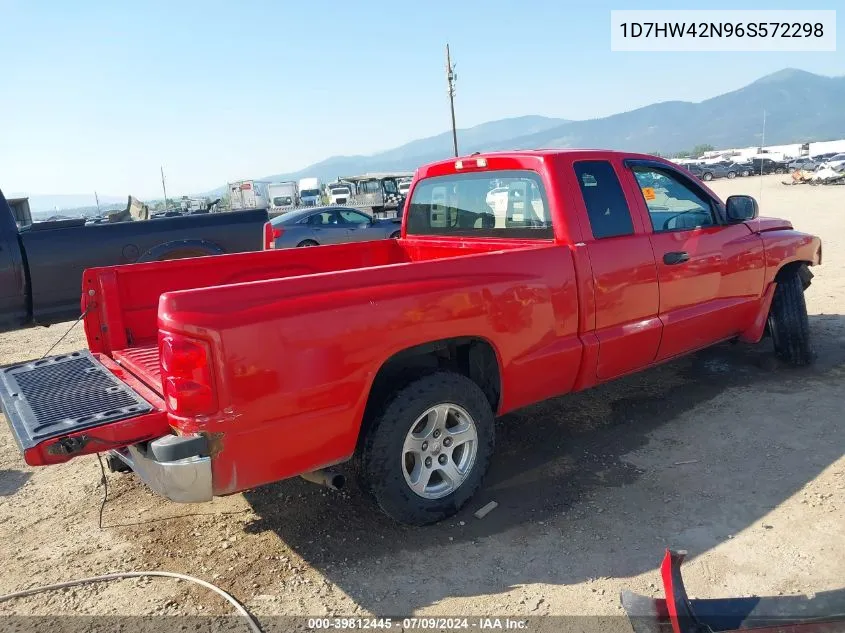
263,222,283,249
160,334,218,417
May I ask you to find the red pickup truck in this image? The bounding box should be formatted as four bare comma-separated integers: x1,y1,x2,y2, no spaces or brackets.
0,150,822,525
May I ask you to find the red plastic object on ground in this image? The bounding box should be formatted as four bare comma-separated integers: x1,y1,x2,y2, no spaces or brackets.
622,549,845,633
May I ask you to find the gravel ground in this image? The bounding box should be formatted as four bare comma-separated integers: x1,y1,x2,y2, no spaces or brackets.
0,175,843,630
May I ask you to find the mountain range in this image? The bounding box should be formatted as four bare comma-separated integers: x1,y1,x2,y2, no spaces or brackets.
14,68,845,210
248,68,844,188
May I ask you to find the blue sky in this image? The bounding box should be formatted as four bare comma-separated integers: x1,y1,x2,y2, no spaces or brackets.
2,0,842,198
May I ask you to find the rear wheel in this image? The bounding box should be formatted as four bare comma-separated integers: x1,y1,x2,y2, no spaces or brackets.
358,371,494,525
702,172,713,181
297,240,318,247
389,231,401,239
741,169,751,177
727,171,736,179
767,270,813,366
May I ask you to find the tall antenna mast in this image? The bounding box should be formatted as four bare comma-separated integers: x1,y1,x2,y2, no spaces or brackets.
94,191,101,215
759,110,766,206
446,44,458,157
161,166,169,210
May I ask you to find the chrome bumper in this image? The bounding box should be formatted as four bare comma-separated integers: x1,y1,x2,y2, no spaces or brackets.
111,435,212,503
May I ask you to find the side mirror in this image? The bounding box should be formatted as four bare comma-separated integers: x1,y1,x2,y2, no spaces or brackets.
725,195,759,222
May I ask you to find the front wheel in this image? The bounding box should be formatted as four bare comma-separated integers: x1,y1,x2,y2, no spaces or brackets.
767,270,813,366
297,239,318,247
389,231,401,239
358,372,494,525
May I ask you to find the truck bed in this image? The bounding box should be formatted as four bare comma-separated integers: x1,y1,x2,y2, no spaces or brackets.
85,237,554,392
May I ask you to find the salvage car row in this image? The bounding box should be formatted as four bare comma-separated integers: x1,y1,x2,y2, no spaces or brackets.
682,152,845,181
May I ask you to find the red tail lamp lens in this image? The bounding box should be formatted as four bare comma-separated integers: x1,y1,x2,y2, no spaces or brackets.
160,335,218,416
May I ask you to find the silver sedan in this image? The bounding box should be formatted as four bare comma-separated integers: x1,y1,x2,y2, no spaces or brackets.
267,206,402,249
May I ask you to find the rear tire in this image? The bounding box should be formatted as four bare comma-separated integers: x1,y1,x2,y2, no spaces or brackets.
702,172,713,181
297,240,318,247
358,371,494,525
389,231,401,239
767,270,813,366
727,171,736,179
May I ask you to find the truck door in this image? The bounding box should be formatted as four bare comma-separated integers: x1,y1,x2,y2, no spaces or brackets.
571,160,662,380
623,161,766,360
0,194,28,331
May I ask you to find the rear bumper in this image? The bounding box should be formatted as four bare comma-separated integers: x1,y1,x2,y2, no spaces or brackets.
112,435,213,503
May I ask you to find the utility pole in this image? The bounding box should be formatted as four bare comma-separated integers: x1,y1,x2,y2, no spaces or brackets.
759,109,766,206
446,44,458,157
160,166,168,210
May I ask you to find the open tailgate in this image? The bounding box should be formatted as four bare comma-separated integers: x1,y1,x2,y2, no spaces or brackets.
0,350,170,466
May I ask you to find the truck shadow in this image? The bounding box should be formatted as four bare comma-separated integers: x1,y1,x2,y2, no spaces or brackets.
242,314,845,614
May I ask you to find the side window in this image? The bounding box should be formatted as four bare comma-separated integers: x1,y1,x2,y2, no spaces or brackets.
383,179,398,194
573,161,635,239
361,181,380,194
632,167,716,233
338,209,370,225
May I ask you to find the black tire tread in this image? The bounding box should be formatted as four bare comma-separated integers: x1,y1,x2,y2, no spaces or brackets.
769,271,813,366
358,371,494,525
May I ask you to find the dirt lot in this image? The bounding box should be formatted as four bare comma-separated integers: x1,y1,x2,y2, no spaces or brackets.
1,175,843,629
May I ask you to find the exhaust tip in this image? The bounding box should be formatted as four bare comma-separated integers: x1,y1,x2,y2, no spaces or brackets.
329,474,346,491
301,469,345,491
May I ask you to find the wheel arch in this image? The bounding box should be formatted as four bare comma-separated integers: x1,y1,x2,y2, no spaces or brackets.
775,259,814,289
741,259,814,344
357,336,503,446
138,239,225,262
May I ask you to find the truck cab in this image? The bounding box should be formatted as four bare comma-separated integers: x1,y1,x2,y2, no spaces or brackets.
327,182,353,205
298,178,322,207
268,181,298,216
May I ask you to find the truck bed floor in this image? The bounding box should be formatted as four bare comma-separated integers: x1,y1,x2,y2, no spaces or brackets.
113,344,161,394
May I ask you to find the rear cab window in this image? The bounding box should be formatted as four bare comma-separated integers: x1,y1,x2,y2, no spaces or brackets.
573,161,635,239
406,170,552,239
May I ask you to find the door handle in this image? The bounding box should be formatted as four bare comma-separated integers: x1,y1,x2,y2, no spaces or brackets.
663,251,689,265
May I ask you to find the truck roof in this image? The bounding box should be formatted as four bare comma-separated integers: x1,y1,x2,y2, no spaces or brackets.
418,149,664,177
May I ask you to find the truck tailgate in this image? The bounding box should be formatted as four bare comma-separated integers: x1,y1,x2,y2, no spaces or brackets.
0,350,170,466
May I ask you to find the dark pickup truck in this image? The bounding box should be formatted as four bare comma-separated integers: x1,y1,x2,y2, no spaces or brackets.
0,190,267,332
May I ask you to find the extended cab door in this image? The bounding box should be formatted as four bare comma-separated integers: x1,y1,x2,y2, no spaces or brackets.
569,160,662,380
622,160,766,361
0,192,28,331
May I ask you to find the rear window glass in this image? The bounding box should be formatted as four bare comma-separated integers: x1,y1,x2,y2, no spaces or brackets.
406,170,552,238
